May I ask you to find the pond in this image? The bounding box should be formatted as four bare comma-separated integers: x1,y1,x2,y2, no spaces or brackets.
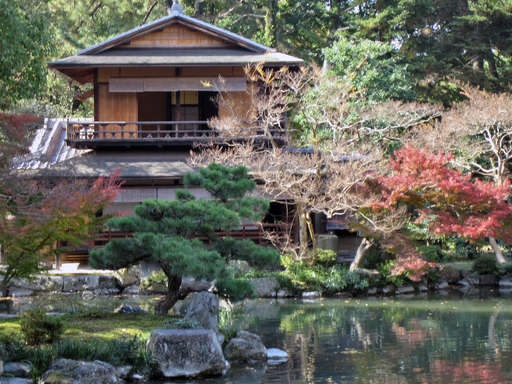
3,294,512,383
183,295,512,384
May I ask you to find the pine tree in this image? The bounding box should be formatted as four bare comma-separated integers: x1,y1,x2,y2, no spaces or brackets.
90,164,279,315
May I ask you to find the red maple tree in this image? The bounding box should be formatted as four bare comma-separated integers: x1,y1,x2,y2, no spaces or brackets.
376,144,512,254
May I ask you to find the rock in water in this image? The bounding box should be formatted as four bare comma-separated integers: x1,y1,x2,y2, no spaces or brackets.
0,378,33,384
266,348,289,365
224,331,267,363
182,292,219,332
41,359,124,384
147,329,228,378
3,362,31,378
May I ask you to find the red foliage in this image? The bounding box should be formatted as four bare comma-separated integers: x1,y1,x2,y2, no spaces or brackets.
0,113,41,166
431,360,506,384
391,255,438,282
376,145,512,243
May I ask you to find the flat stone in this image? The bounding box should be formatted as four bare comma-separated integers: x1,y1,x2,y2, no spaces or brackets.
147,329,228,378
41,359,123,384
92,288,120,295
0,378,33,384
249,278,280,298
436,281,450,290
367,288,377,295
266,348,288,365
4,362,31,378
224,331,267,363
276,289,294,298
302,291,321,298
122,285,139,295
115,305,145,314
8,288,34,298
396,286,415,295
499,275,512,288
382,285,395,295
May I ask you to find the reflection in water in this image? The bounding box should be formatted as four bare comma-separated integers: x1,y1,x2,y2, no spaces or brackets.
4,295,512,383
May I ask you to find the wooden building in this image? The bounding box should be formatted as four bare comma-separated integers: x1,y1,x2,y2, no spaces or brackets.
43,1,303,265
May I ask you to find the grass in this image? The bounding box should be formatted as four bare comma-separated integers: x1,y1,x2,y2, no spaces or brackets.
0,312,168,342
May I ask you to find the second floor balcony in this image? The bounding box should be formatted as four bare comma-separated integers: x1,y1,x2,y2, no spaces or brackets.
66,120,288,149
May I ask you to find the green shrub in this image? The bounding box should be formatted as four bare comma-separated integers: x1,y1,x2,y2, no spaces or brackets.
454,237,479,260
280,256,369,294
314,249,337,267
418,244,443,262
20,310,64,345
377,260,408,287
214,238,280,269
164,317,199,329
216,277,254,301
472,254,498,275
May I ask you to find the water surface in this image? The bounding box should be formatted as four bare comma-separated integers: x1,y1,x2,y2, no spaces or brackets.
178,296,512,384
4,294,512,383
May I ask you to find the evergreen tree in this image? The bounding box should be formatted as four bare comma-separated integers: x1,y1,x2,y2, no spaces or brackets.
90,164,279,315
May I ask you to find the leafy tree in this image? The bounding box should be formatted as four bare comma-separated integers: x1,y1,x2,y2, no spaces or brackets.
0,172,121,296
348,0,512,99
324,35,416,102
0,0,54,108
376,145,512,264
90,164,279,315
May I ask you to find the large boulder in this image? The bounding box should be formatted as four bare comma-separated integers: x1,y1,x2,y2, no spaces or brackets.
439,267,462,284
116,265,143,287
249,277,280,298
62,275,120,293
479,274,498,286
147,329,228,378
180,292,219,332
41,359,124,384
224,331,267,363
180,277,213,293
499,274,512,288
12,276,63,292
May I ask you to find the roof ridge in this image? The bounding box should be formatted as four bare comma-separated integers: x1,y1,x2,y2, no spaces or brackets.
76,12,271,56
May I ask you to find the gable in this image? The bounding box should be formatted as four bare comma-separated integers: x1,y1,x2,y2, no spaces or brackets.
120,23,233,49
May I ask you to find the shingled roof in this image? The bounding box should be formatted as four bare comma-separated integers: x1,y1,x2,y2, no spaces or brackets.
49,2,302,83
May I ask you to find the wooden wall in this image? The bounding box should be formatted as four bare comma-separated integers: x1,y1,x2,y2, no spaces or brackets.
97,84,138,137
95,66,254,131
120,24,232,49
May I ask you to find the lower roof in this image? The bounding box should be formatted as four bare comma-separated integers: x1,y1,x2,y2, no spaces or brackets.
50,48,303,68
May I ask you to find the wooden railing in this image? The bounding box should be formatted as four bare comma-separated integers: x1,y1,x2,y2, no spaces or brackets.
58,223,290,255
66,120,288,148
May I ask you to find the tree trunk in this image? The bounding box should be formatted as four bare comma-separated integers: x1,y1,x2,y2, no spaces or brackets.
489,237,508,264
305,212,317,257
155,274,182,315
350,238,373,272
297,203,309,258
